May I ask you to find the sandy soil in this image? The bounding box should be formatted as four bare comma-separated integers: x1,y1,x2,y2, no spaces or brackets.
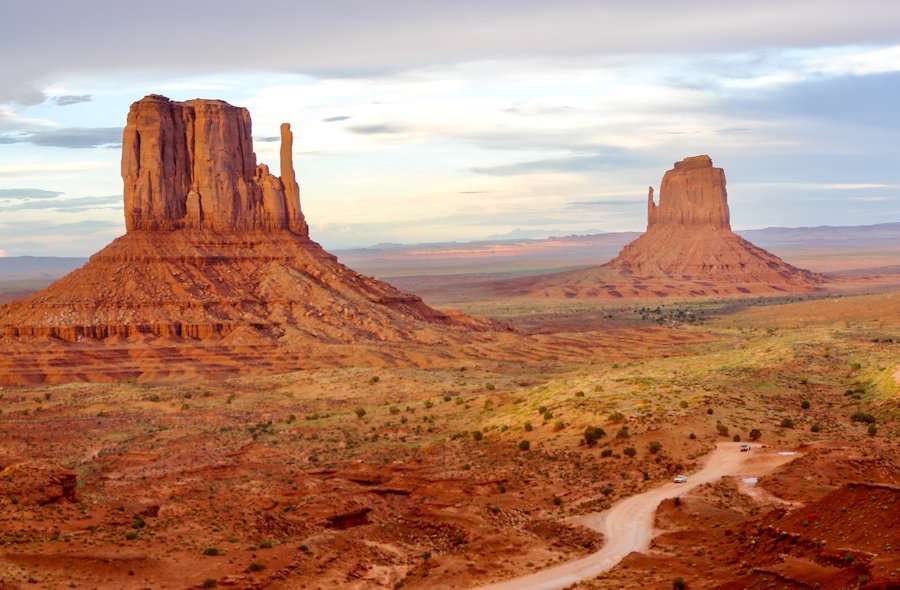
472,443,798,590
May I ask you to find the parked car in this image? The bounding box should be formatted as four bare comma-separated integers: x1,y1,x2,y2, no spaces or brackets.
740,444,751,452
673,475,687,483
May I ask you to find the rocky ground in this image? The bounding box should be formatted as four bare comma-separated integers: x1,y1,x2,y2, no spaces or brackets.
0,290,897,589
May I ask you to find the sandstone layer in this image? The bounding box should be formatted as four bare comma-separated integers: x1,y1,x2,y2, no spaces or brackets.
487,155,822,299
0,95,497,384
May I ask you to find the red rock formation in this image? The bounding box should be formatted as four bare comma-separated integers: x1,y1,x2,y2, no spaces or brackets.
486,155,822,299
122,95,307,233
604,155,819,288
0,95,495,383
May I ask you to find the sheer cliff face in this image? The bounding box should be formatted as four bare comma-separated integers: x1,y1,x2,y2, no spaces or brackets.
121,95,308,235
647,155,730,231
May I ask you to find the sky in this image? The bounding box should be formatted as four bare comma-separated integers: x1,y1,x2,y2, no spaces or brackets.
1,0,900,256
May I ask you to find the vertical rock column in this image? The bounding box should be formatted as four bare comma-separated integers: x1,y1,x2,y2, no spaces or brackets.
280,123,309,237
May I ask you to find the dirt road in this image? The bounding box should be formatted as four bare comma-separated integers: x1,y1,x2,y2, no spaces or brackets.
472,442,799,590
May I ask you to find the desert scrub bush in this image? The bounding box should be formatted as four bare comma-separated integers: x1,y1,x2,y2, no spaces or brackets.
518,440,531,451
423,400,434,409
354,408,367,419
552,420,565,432
203,580,218,589
648,440,662,454
485,382,495,391
749,428,762,441
552,496,562,506
689,432,696,439
389,406,400,415
801,400,811,410
732,434,741,442
248,562,265,572
867,424,878,437
574,391,585,398
601,448,613,457
524,421,533,432
368,375,380,385
125,531,139,540
583,426,606,447
716,421,729,436
679,400,689,409
471,430,483,441
811,423,821,432
850,411,876,424
608,411,625,423
672,578,686,590
623,447,637,458
616,426,630,439
202,547,221,556
780,418,795,429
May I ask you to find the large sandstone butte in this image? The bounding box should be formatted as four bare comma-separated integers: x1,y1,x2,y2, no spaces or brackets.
0,95,503,384
487,155,822,299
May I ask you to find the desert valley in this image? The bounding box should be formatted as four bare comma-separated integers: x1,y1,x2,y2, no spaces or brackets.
0,90,896,590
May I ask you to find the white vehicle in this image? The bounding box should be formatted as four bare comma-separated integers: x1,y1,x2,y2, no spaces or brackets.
740,444,751,452
673,475,687,483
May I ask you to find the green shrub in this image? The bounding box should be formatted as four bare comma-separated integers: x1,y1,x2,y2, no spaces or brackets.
749,428,762,441
524,421,533,432
867,424,878,437
780,418,795,429
518,440,530,451
850,411,876,424
203,580,218,588
472,430,483,441
601,448,613,457
354,408,367,419
811,423,821,432
203,547,221,556
648,441,662,454
801,400,811,410
673,577,686,590
732,434,741,442
583,426,606,447
716,421,729,436
616,426,630,439
248,562,265,572
608,411,625,423
623,447,637,458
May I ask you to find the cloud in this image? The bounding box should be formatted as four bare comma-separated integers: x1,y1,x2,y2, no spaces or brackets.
0,161,114,177
0,194,121,212
0,127,121,149
27,127,122,148
347,123,408,135
254,136,280,142
568,199,644,208
323,115,352,122
472,150,649,176
52,94,92,106
0,188,63,199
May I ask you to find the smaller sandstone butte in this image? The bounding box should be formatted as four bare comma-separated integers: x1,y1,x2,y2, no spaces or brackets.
605,155,820,288
484,155,821,299
0,95,502,384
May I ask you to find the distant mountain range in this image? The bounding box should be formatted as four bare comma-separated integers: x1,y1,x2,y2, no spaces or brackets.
1,223,898,295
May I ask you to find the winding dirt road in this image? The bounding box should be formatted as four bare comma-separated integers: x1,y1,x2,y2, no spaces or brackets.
473,442,799,590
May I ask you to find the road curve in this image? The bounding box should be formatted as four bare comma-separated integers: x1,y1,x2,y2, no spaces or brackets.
472,442,799,590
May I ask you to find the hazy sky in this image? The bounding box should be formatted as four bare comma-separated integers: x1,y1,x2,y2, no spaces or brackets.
2,0,900,256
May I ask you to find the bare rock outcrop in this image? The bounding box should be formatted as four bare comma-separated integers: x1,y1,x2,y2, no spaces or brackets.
647,155,730,230
122,95,307,234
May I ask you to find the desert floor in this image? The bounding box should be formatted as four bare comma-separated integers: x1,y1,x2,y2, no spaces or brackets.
0,289,897,589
